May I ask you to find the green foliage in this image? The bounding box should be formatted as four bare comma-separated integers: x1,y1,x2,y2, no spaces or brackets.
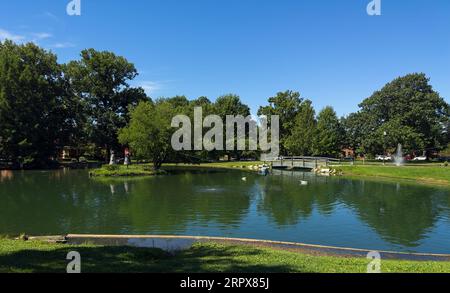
1,239,449,273
65,49,148,156
258,92,344,158
0,41,79,167
104,164,120,172
314,107,343,157
339,165,450,186
441,144,450,156
344,73,449,156
118,101,176,169
214,94,250,118
214,94,251,160
91,164,163,177
285,100,317,156
0,39,448,168
258,91,303,155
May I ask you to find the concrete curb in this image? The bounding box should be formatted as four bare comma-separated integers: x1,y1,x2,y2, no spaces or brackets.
65,234,450,262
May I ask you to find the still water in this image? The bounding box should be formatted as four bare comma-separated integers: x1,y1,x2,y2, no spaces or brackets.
0,168,449,253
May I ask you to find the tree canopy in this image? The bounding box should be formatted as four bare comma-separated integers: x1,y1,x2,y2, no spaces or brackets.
118,100,175,169
258,90,303,155
285,100,317,156
314,107,343,157
0,41,79,167
0,40,448,168
65,49,147,157
343,73,449,156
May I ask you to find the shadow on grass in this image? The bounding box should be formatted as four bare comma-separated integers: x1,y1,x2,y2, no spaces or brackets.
0,244,300,273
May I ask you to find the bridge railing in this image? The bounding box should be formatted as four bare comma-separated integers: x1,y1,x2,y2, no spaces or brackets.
269,156,341,162
269,156,342,168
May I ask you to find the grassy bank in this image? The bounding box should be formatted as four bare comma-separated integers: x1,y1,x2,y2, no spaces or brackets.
90,164,166,177
337,165,450,186
91,161,264,177
90,161,450,186
0,239,449,273
193,161,263,170
164,161,265,172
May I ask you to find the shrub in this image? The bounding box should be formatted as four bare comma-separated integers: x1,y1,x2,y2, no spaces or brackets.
143,166,155,172
104,164,120,171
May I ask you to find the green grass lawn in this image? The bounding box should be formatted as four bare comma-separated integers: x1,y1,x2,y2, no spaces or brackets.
167,161,263,167
90,161,450,186
194,161,264,169
91,161,264,177
1,239,449,273
336,165,450,186
90,164,166,177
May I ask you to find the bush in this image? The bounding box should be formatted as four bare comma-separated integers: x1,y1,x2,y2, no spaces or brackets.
104,164,120,171
143,166,155,172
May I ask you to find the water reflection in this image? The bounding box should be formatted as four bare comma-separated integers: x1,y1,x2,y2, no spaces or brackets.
0,170,13,182
0,169,449,253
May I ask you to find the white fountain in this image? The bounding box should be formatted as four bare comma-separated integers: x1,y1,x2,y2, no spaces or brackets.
394,144,405,167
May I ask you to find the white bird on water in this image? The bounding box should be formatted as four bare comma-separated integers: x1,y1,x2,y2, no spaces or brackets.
242,177,247,181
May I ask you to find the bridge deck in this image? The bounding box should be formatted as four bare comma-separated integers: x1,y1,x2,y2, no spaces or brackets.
270,156,340,170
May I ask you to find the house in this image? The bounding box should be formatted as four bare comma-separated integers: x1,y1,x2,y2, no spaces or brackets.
60,146,79,160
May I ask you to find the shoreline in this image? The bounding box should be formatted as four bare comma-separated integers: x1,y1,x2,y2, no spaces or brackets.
334,165,450,187
4,237,450,273
62,234,450,261
2,161,449,187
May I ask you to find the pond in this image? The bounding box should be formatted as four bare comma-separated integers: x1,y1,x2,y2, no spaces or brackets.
0,168,449,254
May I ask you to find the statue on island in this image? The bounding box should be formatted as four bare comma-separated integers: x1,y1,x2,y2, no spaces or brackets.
124,154,130,166
109,150,116,165
124,148,131,167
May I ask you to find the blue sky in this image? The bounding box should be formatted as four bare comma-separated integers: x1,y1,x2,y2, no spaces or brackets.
0,0,449,116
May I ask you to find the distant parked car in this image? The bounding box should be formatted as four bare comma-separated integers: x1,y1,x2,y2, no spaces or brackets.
412,156,427,161
375,155,392,161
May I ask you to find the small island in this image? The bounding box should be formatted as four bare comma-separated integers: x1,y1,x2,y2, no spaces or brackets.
90,164,166,177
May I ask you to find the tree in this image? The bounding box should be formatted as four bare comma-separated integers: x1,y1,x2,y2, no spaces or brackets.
188,96,218,161
65,49,147,159
351,73,449,156
0,41,79,167
342,112,372,156
285,100,316,156
258,91,303,155
314,107,343,157
213,94,251,160
214,94,250,118
118,100,175,169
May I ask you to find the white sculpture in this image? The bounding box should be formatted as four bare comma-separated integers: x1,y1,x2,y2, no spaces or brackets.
109,151,116,165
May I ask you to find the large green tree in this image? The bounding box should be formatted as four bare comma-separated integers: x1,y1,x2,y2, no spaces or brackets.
348,73,449,156
285,100,316,156
314,106,343,157
214,94,250,118
0,41,79,167
258,91,303,155
118,100,175,169
213,94,251,160
65,49,147,158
